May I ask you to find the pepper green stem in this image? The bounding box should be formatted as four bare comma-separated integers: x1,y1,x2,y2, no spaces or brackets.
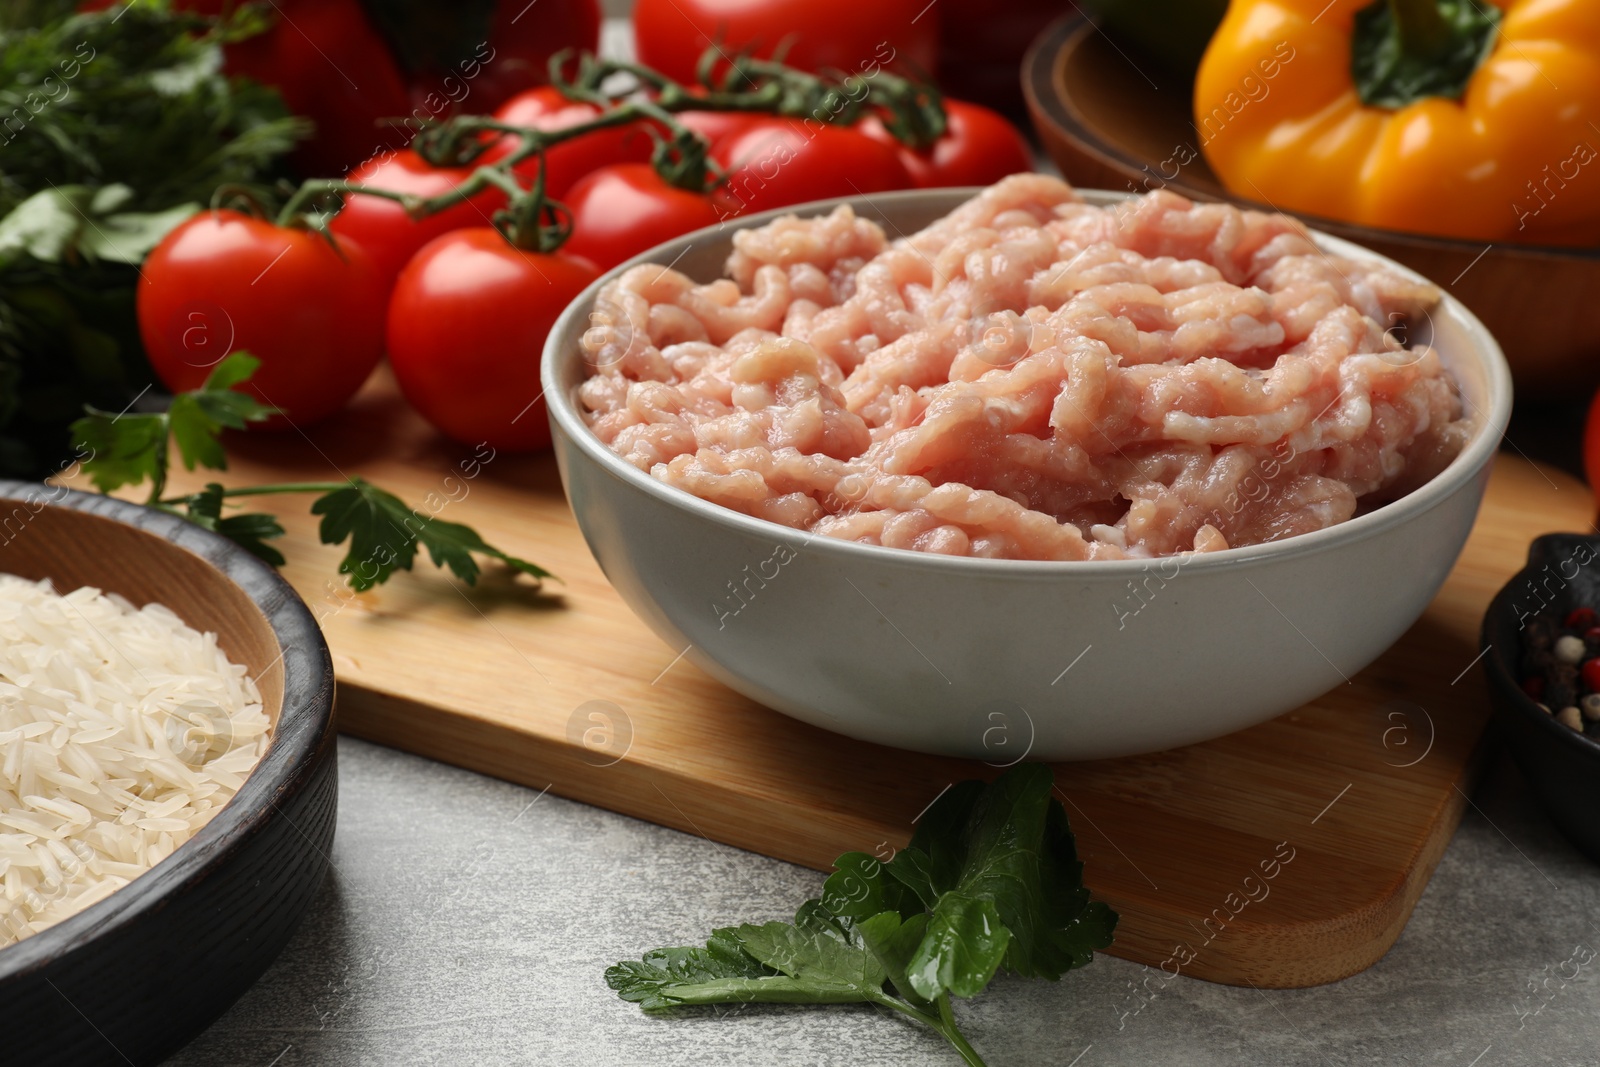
1350,0,1500,109
1388,0,1452,60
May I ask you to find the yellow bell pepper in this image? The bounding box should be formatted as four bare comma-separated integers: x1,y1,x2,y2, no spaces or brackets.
1194,0,1600,244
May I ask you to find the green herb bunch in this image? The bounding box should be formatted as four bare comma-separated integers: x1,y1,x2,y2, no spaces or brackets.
0,0,305,476
608,765,1117,1066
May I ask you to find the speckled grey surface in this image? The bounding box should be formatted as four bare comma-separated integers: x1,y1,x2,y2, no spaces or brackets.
164,738,1599,1067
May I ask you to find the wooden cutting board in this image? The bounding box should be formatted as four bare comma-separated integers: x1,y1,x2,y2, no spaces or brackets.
124,372,1592,988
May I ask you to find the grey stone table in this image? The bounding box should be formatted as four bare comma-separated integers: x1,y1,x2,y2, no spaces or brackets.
167,738,1599,1067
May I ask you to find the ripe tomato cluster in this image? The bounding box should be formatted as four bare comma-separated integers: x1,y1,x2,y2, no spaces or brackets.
138,196,596,454
136,82,1033,455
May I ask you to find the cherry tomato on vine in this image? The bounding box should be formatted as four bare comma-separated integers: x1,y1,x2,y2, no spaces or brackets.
483,86,658,198
563,164,730,269
859,99,1034,188
138,211,387,426
632,0,938,86
386,229,599,452
675,109,763,148
327,149,508,287
712,119,913,215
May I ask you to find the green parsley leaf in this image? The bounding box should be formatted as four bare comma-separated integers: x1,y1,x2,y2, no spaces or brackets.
893,781,986,908
310,478,554,593
821,851,915,921
70,350,553,590
891,764,1117,1000
606,927,779,1011
608,765,1118,1066
168,352,277,471
732,917,888,999
0,180,205,269
210,510,288,566
0,1,308,478
0,3,308,222
175,482,285,566
69,351,276,493
0,187,100,265
200,350,266,393
607,904,900,1014
68,408,167,494
856,909,932,1010
906,894,1011,1001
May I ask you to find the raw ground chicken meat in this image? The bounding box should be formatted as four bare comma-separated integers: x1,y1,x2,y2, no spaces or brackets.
578,175,1472,560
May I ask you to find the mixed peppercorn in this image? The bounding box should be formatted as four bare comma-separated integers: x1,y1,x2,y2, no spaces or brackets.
1521,608,1600,738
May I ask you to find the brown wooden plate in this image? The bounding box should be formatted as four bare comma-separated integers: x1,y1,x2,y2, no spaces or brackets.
0,484,337,1067
1023,13,1600,400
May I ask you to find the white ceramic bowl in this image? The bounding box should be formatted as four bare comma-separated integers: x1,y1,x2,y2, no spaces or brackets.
543,188,1512,761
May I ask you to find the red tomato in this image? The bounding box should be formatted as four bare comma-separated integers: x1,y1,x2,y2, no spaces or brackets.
712,119,913,215
675,109,763,147
632,0,938,86
859,99,1034,188
386,230,599,452
220,0,413,178
563,164,730,269
138,211,386,425
484,86,659,198
328,149,507,288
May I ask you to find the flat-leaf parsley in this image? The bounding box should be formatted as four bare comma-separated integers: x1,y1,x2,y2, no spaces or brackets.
607,764,1116,1066
70,352,552,589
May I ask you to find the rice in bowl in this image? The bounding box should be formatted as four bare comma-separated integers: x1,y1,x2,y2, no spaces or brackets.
0,575,269,947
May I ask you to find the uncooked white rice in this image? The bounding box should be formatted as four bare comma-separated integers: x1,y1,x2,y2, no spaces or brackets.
0,574,269,947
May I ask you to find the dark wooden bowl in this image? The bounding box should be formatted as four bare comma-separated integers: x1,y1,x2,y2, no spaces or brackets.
0,482,336,1067
1482,533,1600,864
1023,13,1600,400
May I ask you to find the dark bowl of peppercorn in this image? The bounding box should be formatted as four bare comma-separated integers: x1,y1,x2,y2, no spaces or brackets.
1482,533,1600,864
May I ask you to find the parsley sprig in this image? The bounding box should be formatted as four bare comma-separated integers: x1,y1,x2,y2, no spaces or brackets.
607,765,1116,1066
68,352,553,591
